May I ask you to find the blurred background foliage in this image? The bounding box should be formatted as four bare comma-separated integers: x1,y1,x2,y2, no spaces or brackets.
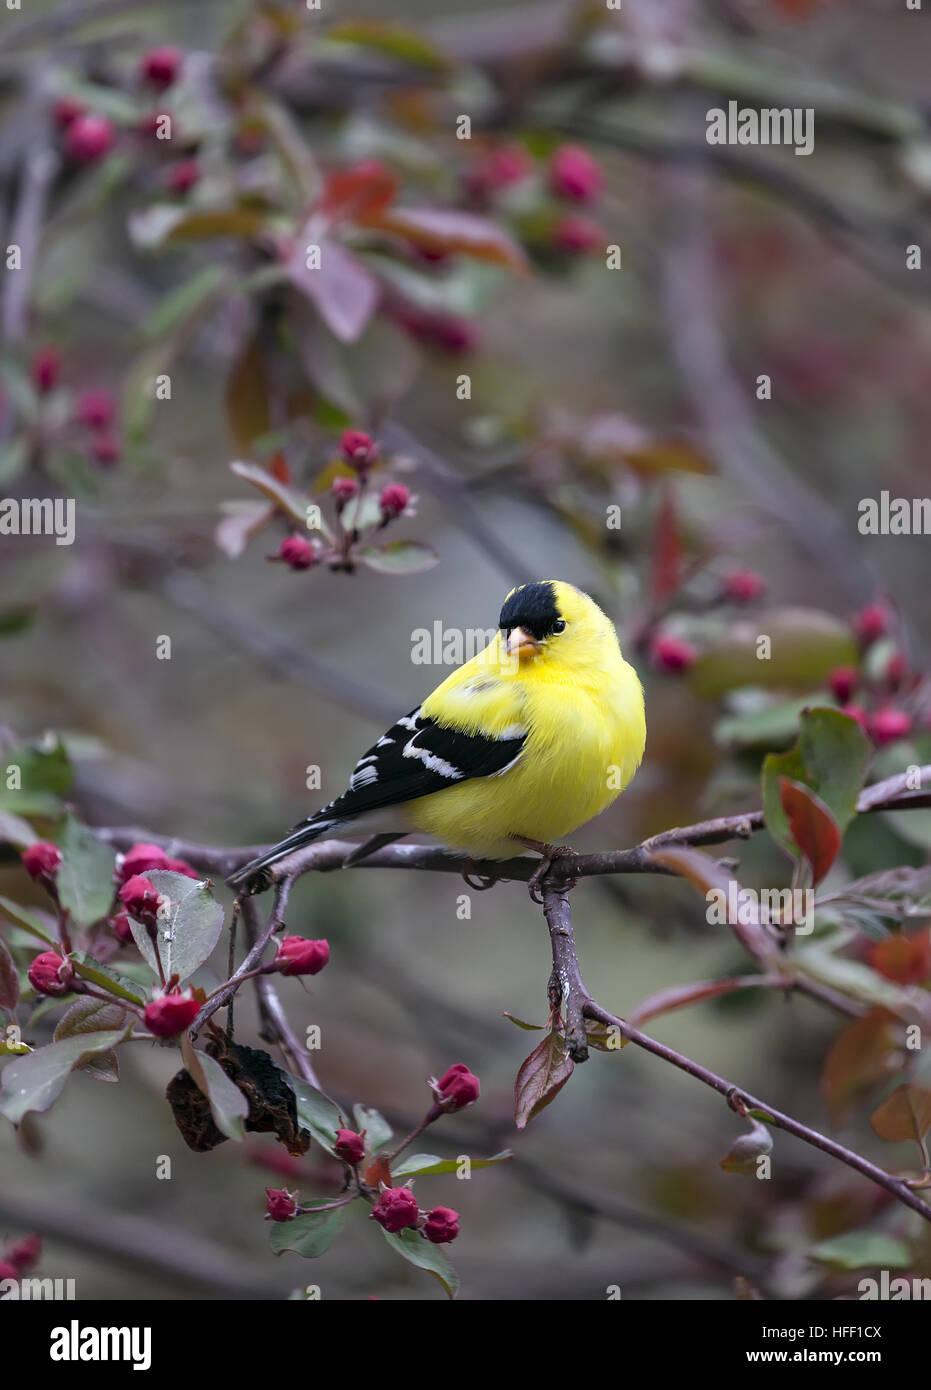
1,0,931,1300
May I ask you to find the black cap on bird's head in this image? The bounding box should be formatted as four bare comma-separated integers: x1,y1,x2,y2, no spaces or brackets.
498,581,566,660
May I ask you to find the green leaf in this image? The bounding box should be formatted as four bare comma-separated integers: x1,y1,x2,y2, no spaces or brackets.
53,996,129,1042
129,203,269,250
0,736,71,815
230,460,313,529
0,934,20,1011
71,955,146,1007
762,707,871,860
379,1226,459,1300
353,1104,392,1152
720,1119,773,1175
128,871,223,984
514,1029,574,1130
138,264,227,343
269,1200,348,1258
810,1232,912,1271
0,896,56,946
180,1034,247,1142
715,694,825,751
502,1011,547,1031
0,1024,128,1122
325,20,451,71
55,816,116,928
290,1076,343,1156
358,541,438,575
689,609,858,698
392,1150,513,1178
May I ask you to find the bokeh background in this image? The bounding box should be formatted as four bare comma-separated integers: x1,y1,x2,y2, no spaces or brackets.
1,0,930,1300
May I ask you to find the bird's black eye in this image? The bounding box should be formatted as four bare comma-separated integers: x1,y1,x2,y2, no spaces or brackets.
552,619,566,634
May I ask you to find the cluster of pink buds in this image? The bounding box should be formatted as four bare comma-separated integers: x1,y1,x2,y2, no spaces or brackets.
827,602,919,746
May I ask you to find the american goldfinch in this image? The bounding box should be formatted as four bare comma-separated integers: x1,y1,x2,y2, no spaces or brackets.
228,581,645,895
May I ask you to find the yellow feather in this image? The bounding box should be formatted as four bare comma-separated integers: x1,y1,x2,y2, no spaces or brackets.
404,581,646,857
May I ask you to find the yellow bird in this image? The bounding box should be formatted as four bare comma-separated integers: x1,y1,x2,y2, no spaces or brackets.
228,581,646,894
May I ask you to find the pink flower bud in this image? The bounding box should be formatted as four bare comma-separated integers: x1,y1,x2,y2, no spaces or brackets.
436,1063,480,1112
370,1186,419,1233
650,633,697,673
64,113,116,164
140,46,183,91
165,158,200,195
275,535,318,570
334,1128,365,1164
553,214,604,254
143,988,199,1038
117,843,169,882
0,1261,18,1282
27,952,72,998
549,144,604,203
331,476,359,511
7,1235,41,1273
854,603,888,646
379,483,410,522
22,841,62,882
274,936,330,977
423,1206,459,1244
74,389,115,430
31,348,60,394
265,1187,298,1221
722,569,766,602
340,430,379,470
869,707,913,747
828,666,858,705
118,874,163,924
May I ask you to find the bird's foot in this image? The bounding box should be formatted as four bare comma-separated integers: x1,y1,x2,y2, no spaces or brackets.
461,859,497,891
513,838,578,904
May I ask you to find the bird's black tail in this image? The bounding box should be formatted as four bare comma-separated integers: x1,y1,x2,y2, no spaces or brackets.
226,814,341,893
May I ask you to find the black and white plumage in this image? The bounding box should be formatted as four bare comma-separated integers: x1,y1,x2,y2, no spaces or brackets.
226,706,526,890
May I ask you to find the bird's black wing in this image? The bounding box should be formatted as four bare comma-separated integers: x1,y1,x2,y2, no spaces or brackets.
309,705,526,827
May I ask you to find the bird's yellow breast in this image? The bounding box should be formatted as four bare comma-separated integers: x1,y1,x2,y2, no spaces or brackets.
406,644,645,858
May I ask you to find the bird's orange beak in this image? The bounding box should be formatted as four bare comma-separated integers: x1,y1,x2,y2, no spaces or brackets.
506,626,541,661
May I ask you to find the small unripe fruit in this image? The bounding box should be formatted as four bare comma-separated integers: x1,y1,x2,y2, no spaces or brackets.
650,634,697,673
265,1187,298,1221
423,1206,459,1244
140,47,183,91
334,1128,365,1164
379,483,410,522
549,144,604,203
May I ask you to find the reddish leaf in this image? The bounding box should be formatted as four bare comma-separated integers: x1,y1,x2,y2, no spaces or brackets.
322,164,398,224
628,975,771,1029
365,206,528,271
779,776,841,884
650,486,682,601
514,1029,574,1130
364,1154,392,1188
649,846,773,961
868,930,931,986
288,237,379,343
870,1083,931,1145
226,334,271,454
821,1008,901,1126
